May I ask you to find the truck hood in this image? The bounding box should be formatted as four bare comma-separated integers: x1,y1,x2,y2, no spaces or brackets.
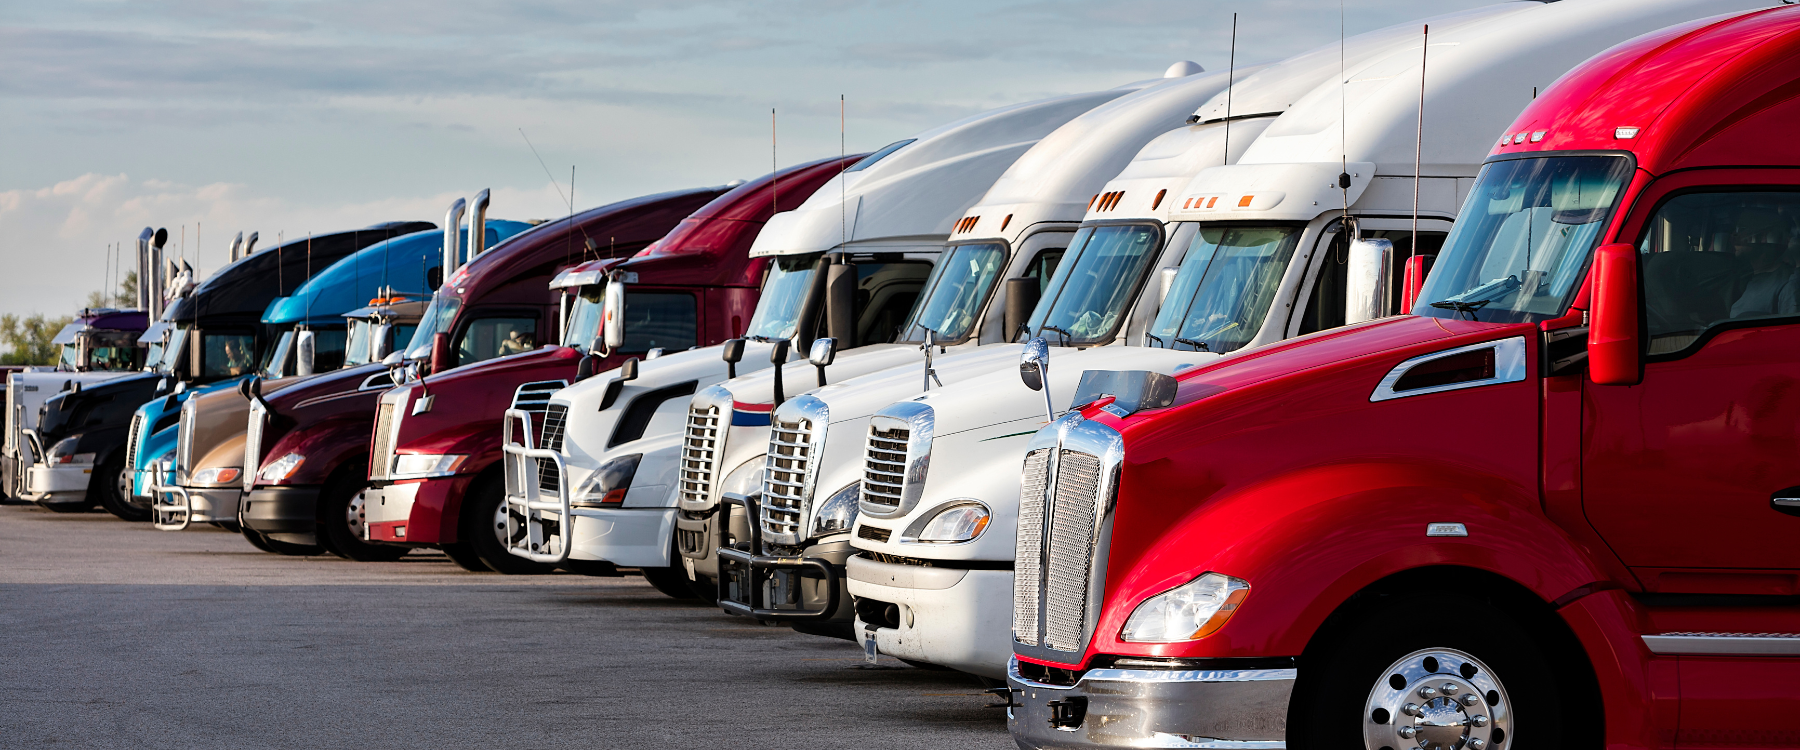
267,361,392,411
909,345,1217,439
801,344,1027,427
714,343,917,409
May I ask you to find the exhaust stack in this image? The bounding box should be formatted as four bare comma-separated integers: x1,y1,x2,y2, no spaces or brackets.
136,228,155,311
244,231,258,255
230,232,244,262
442,197,467,285
150,228,169,319
468,189,490,261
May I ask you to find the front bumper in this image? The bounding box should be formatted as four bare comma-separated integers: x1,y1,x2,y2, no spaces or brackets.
1006,656,1295,749
241,485,321,545
152,482,240,530
565,507,676,568
847,555,1014,679
363,475,472,546
27,463,92,506
718,535,855,624
674,499,751,581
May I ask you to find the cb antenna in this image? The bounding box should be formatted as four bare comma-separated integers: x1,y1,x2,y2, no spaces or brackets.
841,95,846,252
1339,0,1355,244
1223,13,1237,164
771,108,779,215
1412,24,1429,265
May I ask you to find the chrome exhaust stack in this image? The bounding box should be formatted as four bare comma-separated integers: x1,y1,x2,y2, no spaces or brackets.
244,231,258,256
229,232,244,262
136,228,155,311
149,228,169,319
468,189,490,261
442,197,467,283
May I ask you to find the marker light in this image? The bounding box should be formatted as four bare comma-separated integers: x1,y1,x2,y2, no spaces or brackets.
1615,127,1640,139
1120,572,1250,642
1530,130,1546,143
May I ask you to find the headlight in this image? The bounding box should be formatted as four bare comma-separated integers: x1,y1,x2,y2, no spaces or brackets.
572,453,641,508
902,501,990,544
811,483,860,537
390,454,469,479
190,467,242,486
1119,572,1250,643
48,437,95,465
257,452,305,483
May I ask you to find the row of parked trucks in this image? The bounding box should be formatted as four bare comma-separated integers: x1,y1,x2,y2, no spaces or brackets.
12,0,1800,745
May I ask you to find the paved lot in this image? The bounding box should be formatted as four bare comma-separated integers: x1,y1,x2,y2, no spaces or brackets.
0,505,1012,750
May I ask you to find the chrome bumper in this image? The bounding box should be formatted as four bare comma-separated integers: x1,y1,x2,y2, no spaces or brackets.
1006,656,1294,749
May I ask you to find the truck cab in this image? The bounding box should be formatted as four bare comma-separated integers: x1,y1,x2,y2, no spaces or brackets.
1006,6,1800,748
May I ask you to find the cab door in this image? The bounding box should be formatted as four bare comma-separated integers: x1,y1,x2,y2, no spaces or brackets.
1582,178,1800,591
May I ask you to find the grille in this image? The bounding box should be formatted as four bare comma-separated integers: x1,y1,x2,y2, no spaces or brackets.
370,402,397,481
510,380,566,415
857,524,891,543
244,402,266,482
1044,450,1103,651
4,377,17,453
677,525,707,555
861,425,908,510
535,404,568,493
1013,448,1051,647
124,412,145,471
762,415,814,538
678,403,722,506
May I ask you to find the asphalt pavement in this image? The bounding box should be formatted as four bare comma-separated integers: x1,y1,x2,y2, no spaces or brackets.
0,504,1012,749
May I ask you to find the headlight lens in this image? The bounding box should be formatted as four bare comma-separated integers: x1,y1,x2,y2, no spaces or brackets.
48,437,96,465
811,483,861,537
1119,572,1250,643
572,453,641,508
390,454,469,479
257,452,305,483
190,467,242,485
903,501,990,544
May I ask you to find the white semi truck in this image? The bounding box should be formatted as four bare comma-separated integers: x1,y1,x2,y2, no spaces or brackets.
843,0,1765,679
500,80,1148,597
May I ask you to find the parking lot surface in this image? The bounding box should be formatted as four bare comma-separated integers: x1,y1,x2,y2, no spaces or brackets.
0,506,1011,749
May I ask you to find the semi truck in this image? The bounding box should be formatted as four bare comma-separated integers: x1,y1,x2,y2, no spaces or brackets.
501,81,1150,602
1004,5,1800,748
847,0,1768,680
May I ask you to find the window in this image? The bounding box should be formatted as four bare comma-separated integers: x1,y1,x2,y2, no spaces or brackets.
1300,229,1446,335
853,259,933,346
622,292,698,352
1023,249,1065,295
458,317,538,367
845,140,915,172
307,329,348,373
1640,191,1800,355
563,286,604,349
203,333,258,380
1150,225,1301,353
404,294,462,360
899,243,1007,343
344,320,372,367
1026,224,1163,346
744,254,824,341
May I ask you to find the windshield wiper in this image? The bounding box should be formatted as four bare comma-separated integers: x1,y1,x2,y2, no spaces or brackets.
1040,325,1073,347
1174,337,1211,352
1429,299,1492,317
1144,333,1165,348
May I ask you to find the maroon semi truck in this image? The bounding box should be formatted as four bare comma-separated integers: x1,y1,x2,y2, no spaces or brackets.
242,186,725,559
357,156,857,573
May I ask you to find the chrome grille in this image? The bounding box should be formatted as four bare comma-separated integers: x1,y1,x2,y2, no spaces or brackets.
678,403,721,506
761,414,814,539
861,425,908,510
536,404,568,493
1044,450,1102,651
4,375,18,453
244,400,266,482
124,411,145,471
510,380,566,415
370,402,397,481
1012,448,1051,646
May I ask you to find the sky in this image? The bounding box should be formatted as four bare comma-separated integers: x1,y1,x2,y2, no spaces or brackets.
1,0,1490,321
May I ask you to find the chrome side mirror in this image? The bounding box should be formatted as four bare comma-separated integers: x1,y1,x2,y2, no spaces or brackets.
1019,337,1053,423
381,351,404,366
809,337,837,387
295,330,316,377
1345,238,1395,325
602,277,626,352
1157,267,1180,308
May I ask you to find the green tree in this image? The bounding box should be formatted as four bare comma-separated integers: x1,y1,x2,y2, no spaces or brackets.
0,313,74,366
86,271,138,310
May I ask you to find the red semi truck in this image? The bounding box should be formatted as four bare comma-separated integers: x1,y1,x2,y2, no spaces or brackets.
360,157,856,574
1007,7,1800,749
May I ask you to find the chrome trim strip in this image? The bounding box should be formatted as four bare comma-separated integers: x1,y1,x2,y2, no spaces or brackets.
1369,336,1527,402
1642,633,1800,655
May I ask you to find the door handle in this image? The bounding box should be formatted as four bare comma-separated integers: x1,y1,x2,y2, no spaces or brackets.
1769,487,1800,518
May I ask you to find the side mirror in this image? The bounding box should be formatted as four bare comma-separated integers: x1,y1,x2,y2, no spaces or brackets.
645,348,665,360
769,339,790,409
236,377,254,400
618,357,640,383
575,353,601,382
429,332,452,376
1399,254,1436,315
602,277,626,351
1003,278,1040,344
721,337,746,379
295,330,316,377
380,351,404,367
1345,238,1394,324
809,337,838,387
370,323,393,361
1588,243,1642,386
1019,337,1053,423
1157,267,1181,308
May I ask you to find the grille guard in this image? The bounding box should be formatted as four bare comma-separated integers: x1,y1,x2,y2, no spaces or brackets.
500,408,573,564
716,492,841,621
149,460,193,531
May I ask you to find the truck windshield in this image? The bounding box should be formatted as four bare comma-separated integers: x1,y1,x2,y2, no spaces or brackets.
1148,225,1302,353
899,242,1006,343
1416,155,1633,324
57,344,79,370
562,285,604,349
743,253,824,341
153,327,188,375
260,330,294,378
344,320,372,366
403,294,463,360
1025,224,1162,346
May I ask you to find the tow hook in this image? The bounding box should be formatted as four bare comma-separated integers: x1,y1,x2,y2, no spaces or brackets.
985,686,1019,709
1047,696,1087,729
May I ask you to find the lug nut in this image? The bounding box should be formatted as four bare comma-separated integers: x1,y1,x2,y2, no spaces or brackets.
1469,739,1487,750
1461,693,1481,707
1442,683,1460,694
1419,686,1438,699
1471,715,1489,727
1398,727,1418,739
1402,703,1421,717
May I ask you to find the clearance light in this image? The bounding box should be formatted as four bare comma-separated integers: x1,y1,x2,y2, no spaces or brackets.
1530,130,1546,143
1000,214,1012,232
1615,127,1640,139
1152,189,1166,211
1237,195,1254,208
1207,196,1219,208
1120,572,1250,642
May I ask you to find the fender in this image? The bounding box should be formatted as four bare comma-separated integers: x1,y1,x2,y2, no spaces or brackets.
264,414,381,487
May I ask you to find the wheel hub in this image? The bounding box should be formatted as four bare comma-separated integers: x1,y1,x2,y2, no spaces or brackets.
1364,648,1510,750
346,490,367,538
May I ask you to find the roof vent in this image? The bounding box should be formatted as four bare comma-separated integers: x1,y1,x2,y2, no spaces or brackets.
1164,61,1205,78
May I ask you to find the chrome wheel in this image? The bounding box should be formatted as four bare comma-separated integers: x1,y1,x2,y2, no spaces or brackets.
1364,648,1511,750
345,490,367,540
115,467,132,502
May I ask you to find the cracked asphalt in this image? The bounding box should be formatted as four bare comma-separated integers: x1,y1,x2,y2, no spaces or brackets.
0,504,1011,749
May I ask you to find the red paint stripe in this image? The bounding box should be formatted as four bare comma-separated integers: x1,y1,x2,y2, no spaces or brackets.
733,401,773,413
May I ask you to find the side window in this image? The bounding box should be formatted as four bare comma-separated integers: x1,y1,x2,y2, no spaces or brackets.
312,330,347,372
203,334,258,379
855,260,933,345
392,325,418,355
1024,249,1065,295
457,317,538,367
1641,192,1800,355
1300,230,1445,335
622,292,698,352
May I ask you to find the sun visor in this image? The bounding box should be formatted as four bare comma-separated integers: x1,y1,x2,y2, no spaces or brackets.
1171,161,1376,223
50,323,84,346
749,196,860,258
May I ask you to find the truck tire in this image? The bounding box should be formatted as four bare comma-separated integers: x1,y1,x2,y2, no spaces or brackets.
1290,595,1564,750
317,477,408,562
443,542,490,573
43,498,97,513
641,565,699,599
461,474,555,575
97,457,149,522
